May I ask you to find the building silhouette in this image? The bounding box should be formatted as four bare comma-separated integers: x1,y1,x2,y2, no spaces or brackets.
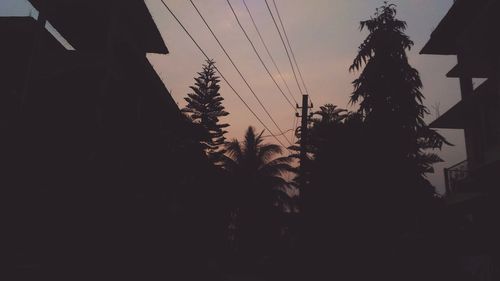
421,0,499,279
2,2,222,280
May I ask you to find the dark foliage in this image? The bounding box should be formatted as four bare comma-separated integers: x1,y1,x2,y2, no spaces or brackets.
295,4,451,281
349,3,449,195
182,59,229,165
222,126,296,262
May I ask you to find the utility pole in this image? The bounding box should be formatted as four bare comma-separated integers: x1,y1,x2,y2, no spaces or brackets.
296,94,312,188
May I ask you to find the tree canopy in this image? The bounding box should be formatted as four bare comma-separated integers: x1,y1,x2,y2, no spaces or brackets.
182,59,230,165
349,2,449,194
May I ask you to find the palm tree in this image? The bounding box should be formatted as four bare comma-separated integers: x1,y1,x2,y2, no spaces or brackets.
311,104,348,125
223,126,297,210
222,126,296,257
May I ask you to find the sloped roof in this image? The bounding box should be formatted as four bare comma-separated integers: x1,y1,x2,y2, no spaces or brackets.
446,61,493,78
420,0,489,55
28,0,168,54
0,16,65,53
430,78,496,129
0,16,67,88
430,100,464,129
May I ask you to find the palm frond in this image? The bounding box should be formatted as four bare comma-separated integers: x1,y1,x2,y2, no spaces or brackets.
225,139,242,161
258,144,283,163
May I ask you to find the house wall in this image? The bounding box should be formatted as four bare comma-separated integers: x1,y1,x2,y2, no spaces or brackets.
484,59,500,165
454,8,500,169
457,55,484,169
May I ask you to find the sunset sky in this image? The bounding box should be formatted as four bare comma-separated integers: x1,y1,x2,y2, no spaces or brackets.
1,0,466,192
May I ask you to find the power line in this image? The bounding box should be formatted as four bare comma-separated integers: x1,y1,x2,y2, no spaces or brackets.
264,0,303,97
272,0,310,97
272,0,314,106
188,0,292,146
262,128,294,138
158,0,287,148
226,0,296,112
241,0,298,106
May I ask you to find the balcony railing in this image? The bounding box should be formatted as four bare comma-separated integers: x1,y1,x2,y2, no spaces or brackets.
444,160,469,195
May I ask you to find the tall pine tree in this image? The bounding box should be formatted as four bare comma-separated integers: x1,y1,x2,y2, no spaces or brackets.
182,59,229,165
349,3,449,197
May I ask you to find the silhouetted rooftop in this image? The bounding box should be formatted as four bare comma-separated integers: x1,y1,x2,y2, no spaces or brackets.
0,16,69,89
446,62,492,78
420,0,489,55
1,18,178,125
28,0,168,54
0,16,65,53
430,78,495,129
430,100,464,129
28,50,179,119
135,56,180,119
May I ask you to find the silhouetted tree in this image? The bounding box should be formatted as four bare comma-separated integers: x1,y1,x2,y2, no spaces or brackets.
301,105,363,221
303,104,364,213
306,104,349,156
182,59,229,165
311,104,348,125
349,2,448,201
222,126,296,260
288,104,349,191
293,102,374,281
296,5,451,281
342,4,450,279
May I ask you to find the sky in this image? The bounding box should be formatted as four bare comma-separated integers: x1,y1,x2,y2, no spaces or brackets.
0,0,467,193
